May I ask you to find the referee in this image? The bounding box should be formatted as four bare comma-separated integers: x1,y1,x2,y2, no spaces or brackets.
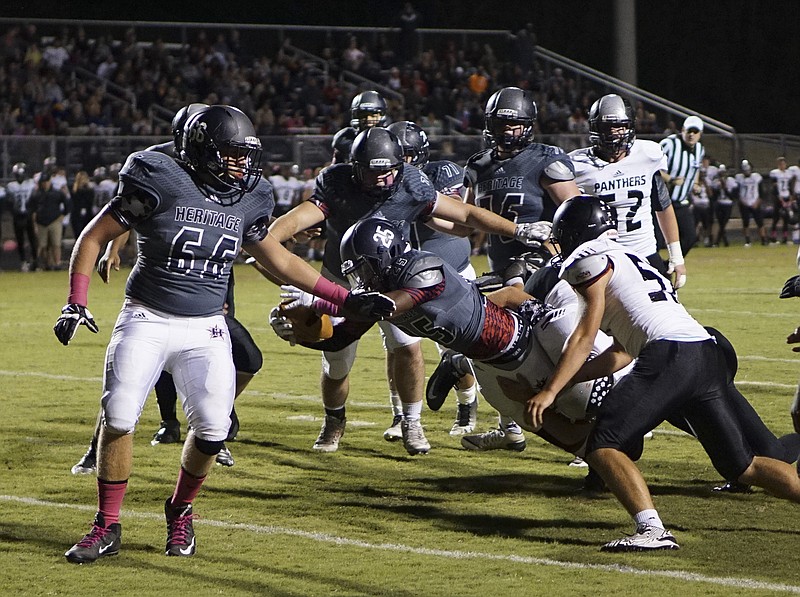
659,115,705,257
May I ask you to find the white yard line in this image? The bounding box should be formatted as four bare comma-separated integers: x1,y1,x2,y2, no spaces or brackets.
2,495,799,594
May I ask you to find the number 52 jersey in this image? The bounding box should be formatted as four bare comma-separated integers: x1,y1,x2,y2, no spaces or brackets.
570,139,668,258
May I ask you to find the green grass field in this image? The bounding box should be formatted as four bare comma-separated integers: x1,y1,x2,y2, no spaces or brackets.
1,244,799,596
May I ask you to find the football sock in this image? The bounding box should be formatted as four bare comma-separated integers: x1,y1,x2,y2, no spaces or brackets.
402,400,423,422
325,406,346,421
389,389,403,417
97,479,128,526
499,414,522,434
171,466,207,507
455,383,478,406
634,509,664,530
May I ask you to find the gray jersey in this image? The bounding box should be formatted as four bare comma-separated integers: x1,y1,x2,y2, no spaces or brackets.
109,150,274,316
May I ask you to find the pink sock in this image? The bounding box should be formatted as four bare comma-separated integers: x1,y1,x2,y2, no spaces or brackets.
97,479,128,526
170,467,207,507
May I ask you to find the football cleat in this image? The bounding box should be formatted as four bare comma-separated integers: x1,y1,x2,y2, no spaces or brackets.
164,499,196,557
425,350,464,411
401,419,430,455
601,524,679,552
151,419,181,446
449,400,477,436
71,443,97,475
313,415,346,452
65,513,121,564
461,428,526,452
581,468,608,494
568,456,589,467
226,408,240,442
383,414,404,442
712,481,752,493
215,445,234,467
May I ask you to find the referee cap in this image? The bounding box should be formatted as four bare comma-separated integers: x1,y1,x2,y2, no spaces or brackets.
683,115,704,132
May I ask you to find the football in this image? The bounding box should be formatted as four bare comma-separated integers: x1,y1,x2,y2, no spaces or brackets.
279,302,334,343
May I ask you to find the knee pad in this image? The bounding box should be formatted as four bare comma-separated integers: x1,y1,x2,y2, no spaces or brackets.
322,341,358,380
194,436,225,456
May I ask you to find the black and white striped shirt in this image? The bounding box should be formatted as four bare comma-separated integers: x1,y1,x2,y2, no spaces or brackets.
660,134,705,207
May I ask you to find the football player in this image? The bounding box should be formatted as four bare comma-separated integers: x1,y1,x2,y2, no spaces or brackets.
569,94,686,286
526,195,800,551
735,159,766,246
387,120,480,438
268,127,547,455
453,86,580,451
55,105,393,564
5,162,38,271
769,156,796,244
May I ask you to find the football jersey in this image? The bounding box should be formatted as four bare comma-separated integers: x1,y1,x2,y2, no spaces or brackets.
5,178,36,214
788,165,800,195
112,150,274,317
770,168,794,200
560,237,709,357
311,162,436,279
465,142,573,269
411,160,471,273
570,140,668,257
735,172,763,207
712,176,736,206
94,178,118,211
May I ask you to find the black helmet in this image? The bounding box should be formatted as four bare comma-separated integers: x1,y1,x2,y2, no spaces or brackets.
331,126,358,164
387,121,430,167
350,127,405,201
12,162,27,182
171,103,209,152
483,87,537,153
588,94,636,161
350,90,388,131
551,195,617,258
340,217,410,291
182,104,263,206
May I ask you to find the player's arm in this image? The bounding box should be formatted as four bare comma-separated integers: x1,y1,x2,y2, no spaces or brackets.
420,215,472,237
485,285,533,309
652,174,687,288
571,339,633,382
526,267,610,430
97,230,130,283
541,158,580,205
267,200,325,243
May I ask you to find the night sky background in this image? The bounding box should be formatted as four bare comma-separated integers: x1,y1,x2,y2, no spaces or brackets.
3,0,798,134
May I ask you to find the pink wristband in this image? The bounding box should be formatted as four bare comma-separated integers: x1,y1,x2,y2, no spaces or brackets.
312,298,341,316
312,276,349,307
68,272,91,306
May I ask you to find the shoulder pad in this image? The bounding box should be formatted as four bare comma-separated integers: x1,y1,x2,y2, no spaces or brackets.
638,139,665,161
395,254,445,289
560,253,611,286
543,159,575,181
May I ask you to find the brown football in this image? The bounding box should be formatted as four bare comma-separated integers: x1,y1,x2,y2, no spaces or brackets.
279,302,334,343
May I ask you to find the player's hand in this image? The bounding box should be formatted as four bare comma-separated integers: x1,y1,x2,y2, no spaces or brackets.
54,304,99,346
341,290,396,321
293,227,322,243
514,221,552,247
525,389,557,431
279,285,315,310
668,262,687,289
97,250,121,284
780,275,800,298
269,306,296,346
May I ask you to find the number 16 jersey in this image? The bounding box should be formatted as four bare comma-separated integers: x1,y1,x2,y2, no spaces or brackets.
570,139,668,258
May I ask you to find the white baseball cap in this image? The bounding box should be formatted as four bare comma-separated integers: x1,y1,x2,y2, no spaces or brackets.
683,115,704,132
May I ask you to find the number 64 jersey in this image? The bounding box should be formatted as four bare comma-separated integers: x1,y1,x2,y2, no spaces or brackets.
569,139,669,258
109,150,274,316
560,236,709,358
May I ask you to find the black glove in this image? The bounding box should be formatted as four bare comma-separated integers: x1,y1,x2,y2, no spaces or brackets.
341,291,396,321
54,304,99,345
780,275,800,298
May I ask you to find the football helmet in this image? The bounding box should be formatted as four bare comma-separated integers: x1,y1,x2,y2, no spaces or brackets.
350,127,405,201
182,105,264,206
350,90,388,131
171,103,209,152
12,162,27,182
551,195,617,258
331,126,358,164
340,217,410,291
43,156,57,175
741,159,752,174
588,94,636,161
108,162,121,179
387,121,430,167
483,87,537,153
92,166,107,183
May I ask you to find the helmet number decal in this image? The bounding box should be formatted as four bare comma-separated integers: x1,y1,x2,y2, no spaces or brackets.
186,121,207,144
372,225,396,248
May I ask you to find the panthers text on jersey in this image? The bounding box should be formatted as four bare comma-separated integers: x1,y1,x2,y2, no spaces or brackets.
570,139,669,257
310,162,436,280
109,150,274,316
560,236,709,357
465,143,573,269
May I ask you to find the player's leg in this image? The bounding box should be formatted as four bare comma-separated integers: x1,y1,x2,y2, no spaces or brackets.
152,371,181,445
315,342,358,452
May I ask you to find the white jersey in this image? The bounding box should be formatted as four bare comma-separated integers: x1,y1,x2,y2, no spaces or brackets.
94,178,118,211
560,237,709,358
712,176,737,206
570,139,667,257
735,172,762,207
269,174,303,210
788,165,800,195
5,178,36,214
770,168,795,200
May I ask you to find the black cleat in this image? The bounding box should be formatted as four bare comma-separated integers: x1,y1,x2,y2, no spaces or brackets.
151,419,181,446
65,513,121,564
226,408,240,442
71,443,97,475
426,351,462,411
712,481,753,493
165,498,196,556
